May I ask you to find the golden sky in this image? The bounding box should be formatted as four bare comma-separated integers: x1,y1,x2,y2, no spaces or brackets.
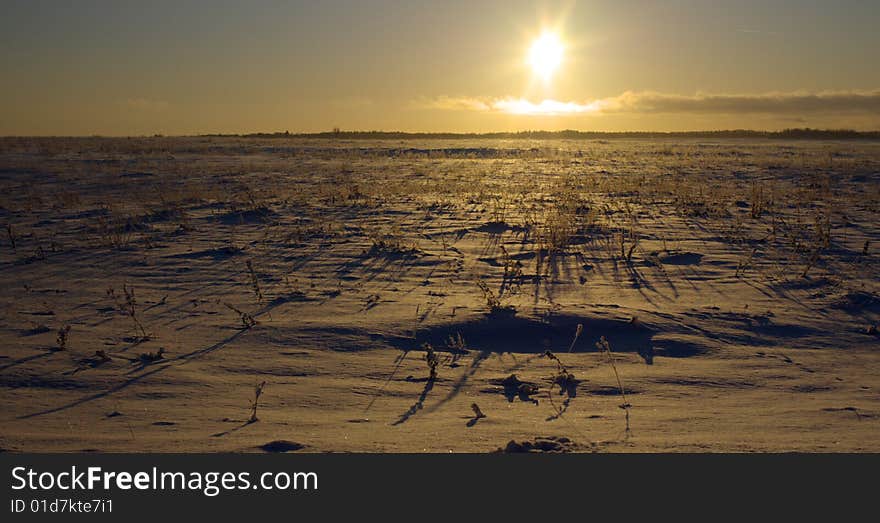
2,0,879,135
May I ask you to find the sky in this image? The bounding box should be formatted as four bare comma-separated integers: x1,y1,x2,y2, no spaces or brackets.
2,0,879,135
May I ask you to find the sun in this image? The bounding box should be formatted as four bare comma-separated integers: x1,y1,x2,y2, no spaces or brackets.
527,32,564,81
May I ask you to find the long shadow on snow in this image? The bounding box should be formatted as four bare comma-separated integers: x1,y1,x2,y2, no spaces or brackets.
390,312,707,358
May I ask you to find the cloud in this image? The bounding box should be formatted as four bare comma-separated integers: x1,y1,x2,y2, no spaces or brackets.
413,96,603,115
414,96,492,112
493,98,604,115
417,90,880,117
607,90,880,115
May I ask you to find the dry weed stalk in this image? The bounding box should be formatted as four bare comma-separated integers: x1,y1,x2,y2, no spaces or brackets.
424,343,440,380
246,259,263,304
135,347,165,366
107,285,149,339
476,280,516,317
499,245,524,295
750,183,767,219
223,302,257,329
615,225,639,263
543,349,577,417
801,248,822,278
567,323,584,353
736,248,758,278
365,227,419,256
55,325,71,351
249,381,267,423
5,224,16,251
446,332,468,353
596,336,632,437
439,333,467,366
96,212,136,249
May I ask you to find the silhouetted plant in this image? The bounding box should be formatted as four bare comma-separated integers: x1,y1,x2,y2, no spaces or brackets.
5,224,16,251
249,381,267,423
596,336,632,437
55,325,71,351
135,347,165,366
246,259,263,305
107,285,149,339
224,302,257,329
424,343,440,380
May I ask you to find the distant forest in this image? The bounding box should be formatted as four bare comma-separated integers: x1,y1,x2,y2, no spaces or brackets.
207,129,880,140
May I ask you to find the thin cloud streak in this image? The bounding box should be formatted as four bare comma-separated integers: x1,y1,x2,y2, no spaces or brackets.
612,90,880,114
418,90,880,117
414,96,605,115
494,98,604,115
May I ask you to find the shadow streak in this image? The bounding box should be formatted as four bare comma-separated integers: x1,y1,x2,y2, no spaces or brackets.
391,377,435,425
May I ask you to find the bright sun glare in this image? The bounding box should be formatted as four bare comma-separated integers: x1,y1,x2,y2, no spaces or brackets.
527,32,564,80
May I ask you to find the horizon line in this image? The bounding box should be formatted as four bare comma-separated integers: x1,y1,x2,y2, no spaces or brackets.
4,128,880,139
